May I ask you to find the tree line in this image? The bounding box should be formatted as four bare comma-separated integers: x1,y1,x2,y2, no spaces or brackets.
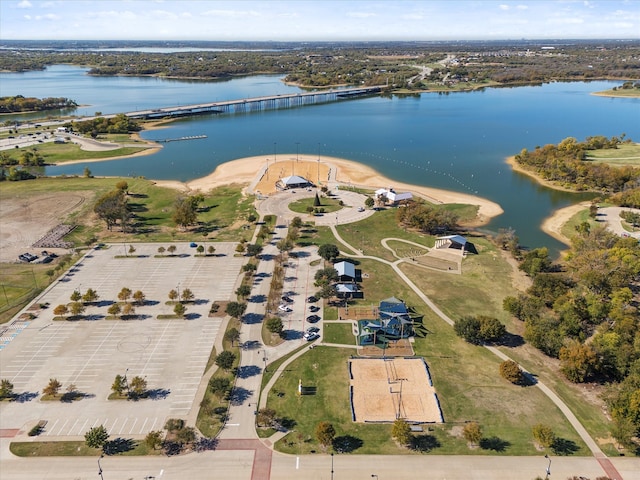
501,225,640,450
1,40,637,89
514,135,639,194
65,114,141,137
0,95,77,113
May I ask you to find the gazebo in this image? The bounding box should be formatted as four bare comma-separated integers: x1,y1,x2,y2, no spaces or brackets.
276,175,313,190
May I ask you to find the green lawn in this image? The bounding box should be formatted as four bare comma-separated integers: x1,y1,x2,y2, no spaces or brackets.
323,322,356,345
584,143,640,167
2,141,149,164
289,196,343,215
10,440,162,457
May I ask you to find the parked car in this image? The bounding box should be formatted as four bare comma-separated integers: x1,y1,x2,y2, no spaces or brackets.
306,326,320,334
278,304,292,313
358,206,365,212
306,314,320,323
304,332,320,342
189,242,197,247
281,296,294,304
306,296,318,303
309,305,320,313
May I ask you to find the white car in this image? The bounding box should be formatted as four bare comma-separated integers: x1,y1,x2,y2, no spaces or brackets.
278,304,292,312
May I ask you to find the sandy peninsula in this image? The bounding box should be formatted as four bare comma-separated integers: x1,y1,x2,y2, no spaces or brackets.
155,153,503,225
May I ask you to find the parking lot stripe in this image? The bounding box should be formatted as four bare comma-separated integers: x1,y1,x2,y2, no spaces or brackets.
128,418,138,435
139,417,149,433
77,419,89,436
118,418,128,435
46,419,59,436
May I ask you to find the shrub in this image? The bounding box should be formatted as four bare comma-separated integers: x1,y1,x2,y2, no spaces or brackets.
499,360,524,385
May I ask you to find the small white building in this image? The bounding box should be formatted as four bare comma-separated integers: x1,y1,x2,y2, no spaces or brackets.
375,187,413,205
276,175,313,190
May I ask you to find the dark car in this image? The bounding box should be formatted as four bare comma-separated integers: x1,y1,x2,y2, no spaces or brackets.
306,326,320,334
306,296,318,303
306,314,320,323
309,305,320,313
281,296,294,304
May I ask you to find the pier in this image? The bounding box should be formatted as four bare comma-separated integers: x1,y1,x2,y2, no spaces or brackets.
125,85,384,120
157,135,208,143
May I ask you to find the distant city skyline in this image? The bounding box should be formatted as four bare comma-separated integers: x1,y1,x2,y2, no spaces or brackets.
0,0,638,41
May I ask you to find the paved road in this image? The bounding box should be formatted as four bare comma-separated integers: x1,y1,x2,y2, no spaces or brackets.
598,206,640,239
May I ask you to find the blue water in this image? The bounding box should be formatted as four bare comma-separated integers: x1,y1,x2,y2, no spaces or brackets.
2,65,639,252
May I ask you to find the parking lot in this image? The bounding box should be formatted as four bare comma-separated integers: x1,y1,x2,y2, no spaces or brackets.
0,242,244,438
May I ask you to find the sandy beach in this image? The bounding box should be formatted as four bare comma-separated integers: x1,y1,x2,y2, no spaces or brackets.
541,201,590,246
155,153,503,225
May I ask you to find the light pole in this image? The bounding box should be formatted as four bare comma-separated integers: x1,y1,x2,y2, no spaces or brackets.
98,454,104,480
262,350,268,373
296,142,300,162
274,142,277,163
330,452,334,480
544,454,551,479
266,158,269,180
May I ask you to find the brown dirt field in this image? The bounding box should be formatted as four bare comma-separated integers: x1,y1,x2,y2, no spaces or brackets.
0,192,92,263
350,357,443,423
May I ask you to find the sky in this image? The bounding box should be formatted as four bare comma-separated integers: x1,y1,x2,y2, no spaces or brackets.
0,0,638,41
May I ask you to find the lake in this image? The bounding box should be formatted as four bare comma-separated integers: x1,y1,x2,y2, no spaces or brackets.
1,65,639,253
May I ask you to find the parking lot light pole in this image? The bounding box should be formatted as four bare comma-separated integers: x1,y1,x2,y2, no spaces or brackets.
330,453,334,480
98,454,104,480
544,454,551,479
262,350,268,373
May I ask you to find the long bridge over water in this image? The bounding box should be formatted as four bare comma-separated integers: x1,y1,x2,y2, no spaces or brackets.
125,85,385,120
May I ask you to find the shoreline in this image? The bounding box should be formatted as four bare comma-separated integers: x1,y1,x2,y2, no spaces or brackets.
540,201,590,247
505,155,580,193
154,154,503,226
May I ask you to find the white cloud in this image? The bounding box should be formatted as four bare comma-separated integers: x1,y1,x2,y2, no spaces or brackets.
499,4,510,10
17,0,32,8
202,9,260,18
516,4,528,10
35,13,61,21
346,12,377,18
151,9,177,19
401,13,424,20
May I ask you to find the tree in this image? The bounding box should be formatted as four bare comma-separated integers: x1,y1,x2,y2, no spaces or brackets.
266,317,284,336
53,304,68,317
175,426,197,444
111,374,127,396
145,430,163,450
391,418,412,446
180,288,194,303
257,408,277,427
235,243,246,253
83,167,92,178
532,424,556,449
242,263,257,275
209,376,231,398
499,360,524,385
43,378,62,397
85,425,109,449
318,244,340,262
315,421,336,448
118,287,132,303
173,196,199,230
196,244,204,254
519,247,552,277
453,316,482,344
69,301,85,317
128,245,136,256
107,303,121,317
122,302,135,317
235,285,251,300
70,290,82,302
173,302,186,318
168,289,178,302
314,267,338,286
157,246,166,255
215,351,236,371
0,379,14,399
129,376,147,398
207,245,216,256
225,301,247,319
94,189,129,231
115,180,129,193
463,421,483,446
133,290,146,306
246,244,263,257
276,238,294,255
167,245,177,255
224,327,241,347
82,288,99,304
365,196,375,208
559,340,597,383
478,316,506,343
291,216,303,228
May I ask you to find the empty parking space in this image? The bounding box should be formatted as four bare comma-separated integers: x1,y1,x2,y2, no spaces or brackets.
0,242,243,437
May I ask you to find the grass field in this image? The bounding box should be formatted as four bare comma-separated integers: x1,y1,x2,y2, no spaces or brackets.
288,196,343,215
2,141,150,164
584,143,640,167
9,440,162,457
323,322,356,345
